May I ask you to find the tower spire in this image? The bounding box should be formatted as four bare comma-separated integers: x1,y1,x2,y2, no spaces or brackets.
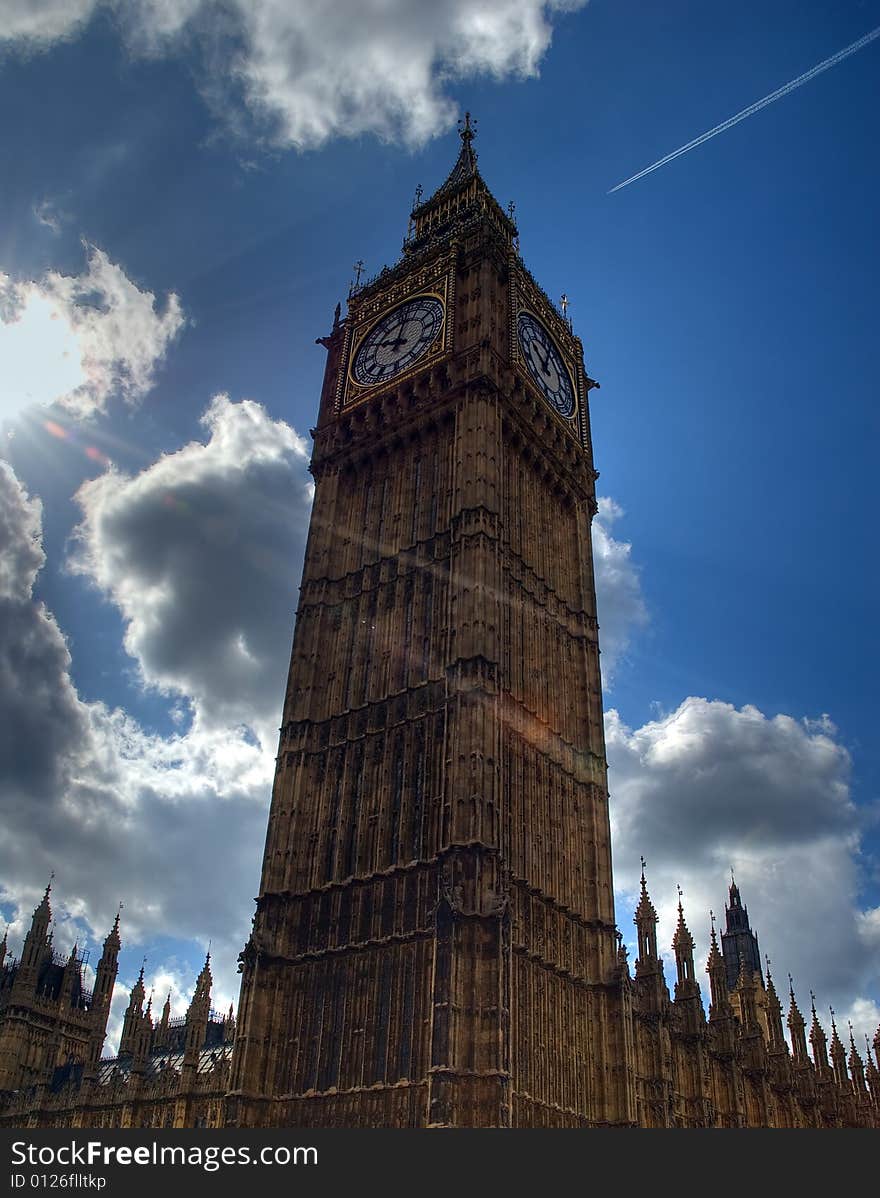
828,1006,849,1086
634,857,659,968
763,956,787,1053
672,885,697,995
406,114,516,253
808,993,829,1071
787,979,809,1063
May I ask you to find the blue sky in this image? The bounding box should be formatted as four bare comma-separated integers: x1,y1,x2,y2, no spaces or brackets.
1,0,878,1052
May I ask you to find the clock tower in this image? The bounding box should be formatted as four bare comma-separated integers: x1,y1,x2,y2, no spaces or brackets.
227,118,636,1128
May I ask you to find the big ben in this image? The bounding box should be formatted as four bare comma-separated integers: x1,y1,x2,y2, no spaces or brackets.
227,117,636,1128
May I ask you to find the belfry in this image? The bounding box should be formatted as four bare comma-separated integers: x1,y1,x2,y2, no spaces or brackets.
227,118,633,1127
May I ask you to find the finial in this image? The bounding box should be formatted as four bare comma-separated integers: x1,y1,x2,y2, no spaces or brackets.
810,989,817,1016
848,1021,856,1051
560,293,569,317
458,111,477,145
414,183,423,207
829,1005,837,1034
789,973,795,1000
765,954,772,981
709,909,715,929
352,260,364,288
640,855,647,883
507,200,516,220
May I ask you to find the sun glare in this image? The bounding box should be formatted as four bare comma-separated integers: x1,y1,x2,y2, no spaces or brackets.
0,289,84,421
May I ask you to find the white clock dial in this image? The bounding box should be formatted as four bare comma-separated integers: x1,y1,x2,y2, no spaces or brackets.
517,312,575,418
353,296,444,386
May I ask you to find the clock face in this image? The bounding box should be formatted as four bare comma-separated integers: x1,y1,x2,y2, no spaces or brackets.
517,312,576,418
352,296,444,386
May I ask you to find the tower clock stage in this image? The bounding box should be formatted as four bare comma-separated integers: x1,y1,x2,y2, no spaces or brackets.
227,117,631,1128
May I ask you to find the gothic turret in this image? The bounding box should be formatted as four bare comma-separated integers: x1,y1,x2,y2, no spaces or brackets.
118,965,146,1057
787,980,809,1063
634,859,660,973
828,1010,849,1088
672,889,697,997
764,960,787,1053
19,879,53,976
60,942,81,1007
809,994,830,1071
847,1025,867,1098
720,873,762,994
85,912,121,1075
154,991,172,1050
864,1037,880,1106
706,915,731,1020
183,952,212,1069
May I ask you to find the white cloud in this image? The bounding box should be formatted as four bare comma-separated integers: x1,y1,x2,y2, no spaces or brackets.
0,0,586,149
0,245,184,423
224,0,583,149
0,0,98,44
0,398,313,1033
68,393,311,745
607,697,879,1045
592,496,648,684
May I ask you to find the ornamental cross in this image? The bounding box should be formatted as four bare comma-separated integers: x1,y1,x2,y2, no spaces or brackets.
352,260,365,288
560,293,569,317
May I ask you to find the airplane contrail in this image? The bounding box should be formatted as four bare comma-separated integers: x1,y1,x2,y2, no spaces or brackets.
608,25,880,193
